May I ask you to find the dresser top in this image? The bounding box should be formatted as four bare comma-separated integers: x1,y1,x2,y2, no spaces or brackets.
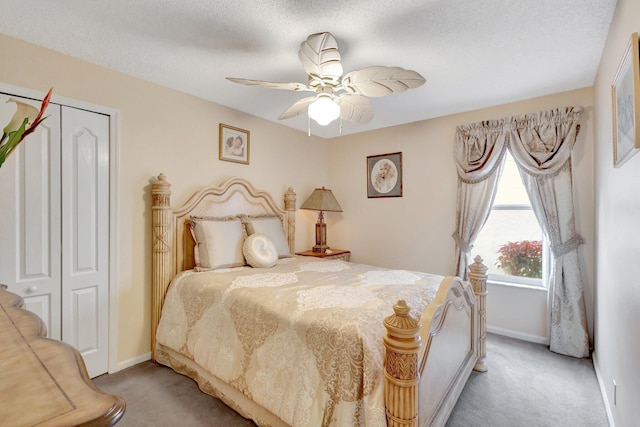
0,287,125,426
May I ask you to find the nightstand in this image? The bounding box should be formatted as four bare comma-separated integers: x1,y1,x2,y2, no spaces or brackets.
295,249,351,262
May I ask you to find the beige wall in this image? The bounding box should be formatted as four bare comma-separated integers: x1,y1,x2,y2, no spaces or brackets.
0,34,327,366
326,88,596,341
593,0,640,425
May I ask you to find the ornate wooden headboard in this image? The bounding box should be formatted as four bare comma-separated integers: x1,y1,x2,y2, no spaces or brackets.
150,174,296,358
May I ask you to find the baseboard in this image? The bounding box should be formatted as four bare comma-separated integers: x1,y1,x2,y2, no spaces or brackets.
111,352,152,373
592,352,615,427
487,326,547,344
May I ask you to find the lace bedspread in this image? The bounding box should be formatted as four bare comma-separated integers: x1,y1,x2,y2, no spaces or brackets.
156,257,442,426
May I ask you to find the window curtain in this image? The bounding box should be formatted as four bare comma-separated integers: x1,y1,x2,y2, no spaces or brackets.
507,107,588,357
453,107,589,358
452,121,507,279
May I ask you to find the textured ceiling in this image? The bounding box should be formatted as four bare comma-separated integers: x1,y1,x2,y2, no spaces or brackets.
0,0,617,138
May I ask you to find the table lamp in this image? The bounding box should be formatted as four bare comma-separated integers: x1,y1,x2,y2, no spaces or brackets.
300,187,342,253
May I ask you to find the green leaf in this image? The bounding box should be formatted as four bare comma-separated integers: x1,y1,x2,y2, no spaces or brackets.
0,117,30,168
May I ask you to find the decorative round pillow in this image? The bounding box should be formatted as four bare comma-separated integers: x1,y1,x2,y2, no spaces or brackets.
243,233,278,268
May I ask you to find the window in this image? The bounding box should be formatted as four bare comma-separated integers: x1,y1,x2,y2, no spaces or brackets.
472,153,546,287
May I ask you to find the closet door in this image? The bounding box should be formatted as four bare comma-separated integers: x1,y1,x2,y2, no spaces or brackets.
0,99,62,340
60,106,110,378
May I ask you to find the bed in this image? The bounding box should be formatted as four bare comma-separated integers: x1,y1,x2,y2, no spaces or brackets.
150,174,488,427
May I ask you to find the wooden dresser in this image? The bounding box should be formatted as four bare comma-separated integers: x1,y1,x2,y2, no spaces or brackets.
0,286,125,426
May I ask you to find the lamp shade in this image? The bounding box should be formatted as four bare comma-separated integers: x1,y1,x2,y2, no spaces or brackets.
300,187,342,212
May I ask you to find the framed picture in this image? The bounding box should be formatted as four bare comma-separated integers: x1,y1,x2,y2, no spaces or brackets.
367,152,402,198
612,32,640,167
219,123,250,164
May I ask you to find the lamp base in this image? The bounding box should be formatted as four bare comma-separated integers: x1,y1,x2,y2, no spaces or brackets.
313,220,328,253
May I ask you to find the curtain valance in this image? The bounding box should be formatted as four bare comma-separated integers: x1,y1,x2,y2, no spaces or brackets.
454,107,583,182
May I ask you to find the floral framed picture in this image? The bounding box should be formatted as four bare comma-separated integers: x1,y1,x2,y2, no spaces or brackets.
612,32,640,167
367,152,402,198
219,123,250,164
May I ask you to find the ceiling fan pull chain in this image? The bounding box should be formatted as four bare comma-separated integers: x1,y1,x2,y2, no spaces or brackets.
308,115,311,136
340,117,343,135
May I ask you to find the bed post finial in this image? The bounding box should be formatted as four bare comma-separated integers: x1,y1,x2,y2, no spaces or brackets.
383,300,421,427
469,255,488,372
151,173,173,361
284,186,296,254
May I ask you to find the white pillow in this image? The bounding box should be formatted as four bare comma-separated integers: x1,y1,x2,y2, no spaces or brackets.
243,233,278,268
244,216,291,258
190,217,245,270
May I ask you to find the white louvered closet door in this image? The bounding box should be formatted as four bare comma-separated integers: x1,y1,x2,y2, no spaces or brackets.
60,106,110,378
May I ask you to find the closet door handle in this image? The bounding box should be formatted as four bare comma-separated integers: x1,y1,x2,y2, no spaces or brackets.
25,286,39,294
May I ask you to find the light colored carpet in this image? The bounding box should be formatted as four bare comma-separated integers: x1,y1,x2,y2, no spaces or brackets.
446,334,608,427
95,334,608,426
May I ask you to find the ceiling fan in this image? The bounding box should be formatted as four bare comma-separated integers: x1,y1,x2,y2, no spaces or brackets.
226,32,426,129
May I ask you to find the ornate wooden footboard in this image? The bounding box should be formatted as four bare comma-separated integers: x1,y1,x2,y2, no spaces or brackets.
384,257,487,427
151,174,487,427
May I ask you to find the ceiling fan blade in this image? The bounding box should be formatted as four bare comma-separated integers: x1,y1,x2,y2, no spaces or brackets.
298,32,343,82
341,66,426,97
278,96,317,120
336,94,374,124
226,77,312,92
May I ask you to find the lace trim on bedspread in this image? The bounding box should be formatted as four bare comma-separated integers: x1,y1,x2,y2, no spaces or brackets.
297,286,377,311
359,269,422,285
229,272,298,290
297,260,350,273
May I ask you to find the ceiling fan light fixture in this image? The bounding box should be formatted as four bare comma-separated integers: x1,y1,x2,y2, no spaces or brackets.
227,32,426,130
308,95,340,126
